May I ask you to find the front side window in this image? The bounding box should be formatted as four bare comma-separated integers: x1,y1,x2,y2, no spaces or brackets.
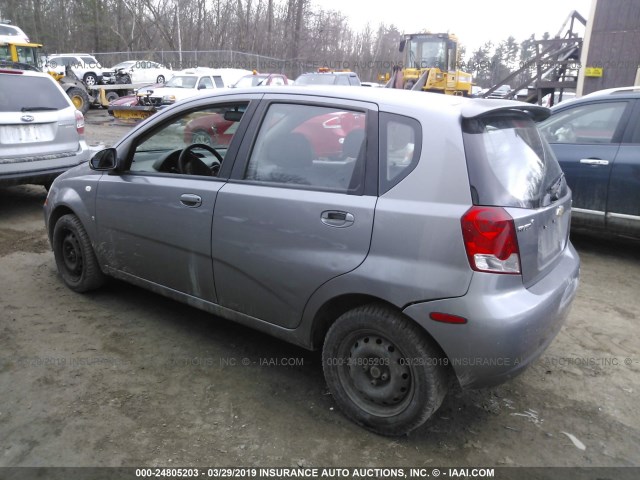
244,103,367,193
538,101,628,144
198,77,213,89
129,103,248,176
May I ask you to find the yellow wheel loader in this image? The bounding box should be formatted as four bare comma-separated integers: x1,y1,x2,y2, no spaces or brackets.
388,33,472,96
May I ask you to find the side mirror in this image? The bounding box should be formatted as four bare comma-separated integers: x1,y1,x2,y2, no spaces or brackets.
399,40,406,53
90,148,118,171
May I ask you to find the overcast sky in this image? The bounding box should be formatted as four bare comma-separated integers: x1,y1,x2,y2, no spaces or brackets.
311,0,594,53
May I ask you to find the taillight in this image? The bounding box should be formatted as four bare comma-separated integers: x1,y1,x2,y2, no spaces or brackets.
75,110,85,135
461,206,521,274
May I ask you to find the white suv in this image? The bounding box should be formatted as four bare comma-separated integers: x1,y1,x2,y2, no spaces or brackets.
0,22,30,43
45,53,107,86
0,69,90,188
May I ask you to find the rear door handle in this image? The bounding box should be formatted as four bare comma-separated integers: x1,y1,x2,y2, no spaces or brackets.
180,193,202,207
579,158,610,166
321,210,354,227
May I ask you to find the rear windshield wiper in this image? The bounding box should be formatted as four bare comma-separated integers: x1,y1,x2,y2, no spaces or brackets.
547,171,565,200
21,106,59,112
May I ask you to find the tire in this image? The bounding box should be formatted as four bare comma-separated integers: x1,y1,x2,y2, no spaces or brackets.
322,304,449,436
105,91,119,103
156,75,165,83
83,73,98,86
52,214,106,293
66,87,90,114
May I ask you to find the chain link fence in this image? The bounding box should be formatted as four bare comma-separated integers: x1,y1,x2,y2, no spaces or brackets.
91,50,334,79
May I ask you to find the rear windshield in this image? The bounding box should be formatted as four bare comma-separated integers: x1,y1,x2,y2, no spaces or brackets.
0,75,70,112
462,113,567,209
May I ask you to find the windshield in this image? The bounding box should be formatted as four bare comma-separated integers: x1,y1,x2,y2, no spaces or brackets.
165,76,197,88
295,74,338,85
113,61,135,69
405,36,447,69
234,75,267,87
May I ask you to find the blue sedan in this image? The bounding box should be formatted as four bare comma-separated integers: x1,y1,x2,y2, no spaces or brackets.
538,87,640,239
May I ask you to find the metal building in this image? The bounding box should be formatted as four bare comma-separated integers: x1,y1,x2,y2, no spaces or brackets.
577,0,640,95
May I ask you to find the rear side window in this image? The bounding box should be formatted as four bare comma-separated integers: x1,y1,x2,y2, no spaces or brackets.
379,113,422,194
0,75,69,112
463,113,567,209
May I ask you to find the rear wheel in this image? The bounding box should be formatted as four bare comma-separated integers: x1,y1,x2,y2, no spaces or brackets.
322,304,449,436
156,75,165,83
67,87,90,114
52,214,105,292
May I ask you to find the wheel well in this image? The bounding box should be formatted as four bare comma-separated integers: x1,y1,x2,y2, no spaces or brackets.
47,205,75,242
310,295,454,377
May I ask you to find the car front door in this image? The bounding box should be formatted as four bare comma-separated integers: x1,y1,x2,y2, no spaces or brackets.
95,96,259,302
211,96,378,328
540,100,633,229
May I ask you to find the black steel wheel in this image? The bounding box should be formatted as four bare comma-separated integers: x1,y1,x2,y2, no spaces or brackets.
52,214,105,292
322,304,449,436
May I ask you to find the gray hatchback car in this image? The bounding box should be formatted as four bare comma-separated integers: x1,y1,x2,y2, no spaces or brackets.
0,68,90,188
44,86,580,436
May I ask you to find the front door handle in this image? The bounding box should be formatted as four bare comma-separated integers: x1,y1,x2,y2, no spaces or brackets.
321,210,354,227
579,158,610,166
180,193,202,207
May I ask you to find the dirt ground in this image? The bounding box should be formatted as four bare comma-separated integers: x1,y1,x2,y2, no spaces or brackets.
0,109,639,469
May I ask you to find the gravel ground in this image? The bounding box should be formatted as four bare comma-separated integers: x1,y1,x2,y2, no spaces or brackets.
0,109,638,470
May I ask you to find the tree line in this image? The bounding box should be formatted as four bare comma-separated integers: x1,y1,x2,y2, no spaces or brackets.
0,0,546,85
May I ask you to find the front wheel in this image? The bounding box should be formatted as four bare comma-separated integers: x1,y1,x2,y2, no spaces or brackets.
83,73,98,86
322,304,449,436
67,87,90,114
52,214,106,292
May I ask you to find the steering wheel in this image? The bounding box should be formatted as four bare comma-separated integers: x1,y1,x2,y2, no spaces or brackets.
178,143,224,176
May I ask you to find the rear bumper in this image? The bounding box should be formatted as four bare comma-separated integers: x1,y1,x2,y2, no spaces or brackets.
0,149,90,187
403,242,580,388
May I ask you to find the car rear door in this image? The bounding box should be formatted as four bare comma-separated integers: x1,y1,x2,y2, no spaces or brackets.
211,95,378,328
539,99,633,229
605,99,640,236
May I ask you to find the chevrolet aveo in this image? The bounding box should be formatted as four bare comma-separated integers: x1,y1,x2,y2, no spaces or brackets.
44,86,580,436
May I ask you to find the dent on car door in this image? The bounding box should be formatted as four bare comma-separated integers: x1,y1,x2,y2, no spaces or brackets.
94,99,258,302
211,98,378,328
606,99,640,236
540,100,632,229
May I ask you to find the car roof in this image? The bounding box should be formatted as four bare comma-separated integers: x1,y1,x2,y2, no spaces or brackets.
580,86,640,100
180,85,550,120
49,53,95,57
0,68,54,79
